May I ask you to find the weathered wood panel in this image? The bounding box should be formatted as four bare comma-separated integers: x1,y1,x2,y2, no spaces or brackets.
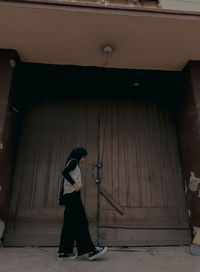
99,228,191,246
99,99,191,245
5,97,191,246
5,99,99,246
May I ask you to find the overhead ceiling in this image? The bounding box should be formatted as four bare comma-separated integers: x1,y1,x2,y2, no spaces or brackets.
0,1,200,71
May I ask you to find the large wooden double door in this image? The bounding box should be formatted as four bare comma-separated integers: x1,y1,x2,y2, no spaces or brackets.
5,98,191,246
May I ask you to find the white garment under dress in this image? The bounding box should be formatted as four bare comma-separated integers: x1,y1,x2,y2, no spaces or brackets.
63,159,82,194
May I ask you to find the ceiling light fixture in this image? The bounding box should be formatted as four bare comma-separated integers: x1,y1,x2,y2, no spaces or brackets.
103,45,113,54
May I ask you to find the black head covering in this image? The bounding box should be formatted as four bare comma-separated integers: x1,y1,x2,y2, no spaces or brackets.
66,147,88,164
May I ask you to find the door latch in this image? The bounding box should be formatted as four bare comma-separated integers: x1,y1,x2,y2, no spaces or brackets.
96,163,103,169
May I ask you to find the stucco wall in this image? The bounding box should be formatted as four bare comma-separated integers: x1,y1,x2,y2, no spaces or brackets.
0,50,19,228
178,61,200,247
161,0,200,12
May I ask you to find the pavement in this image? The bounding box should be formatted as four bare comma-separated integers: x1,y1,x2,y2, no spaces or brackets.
0,246,200,272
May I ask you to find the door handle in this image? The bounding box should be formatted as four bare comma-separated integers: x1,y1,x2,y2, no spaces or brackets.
93,162,103,168
95,163,103,169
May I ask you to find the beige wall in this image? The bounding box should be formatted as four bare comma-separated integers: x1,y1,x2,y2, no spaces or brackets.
1,1,200,70
51,0,200,12
161,0,200,12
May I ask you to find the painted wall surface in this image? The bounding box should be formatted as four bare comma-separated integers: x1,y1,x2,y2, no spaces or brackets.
178,61,200,247
161,0,200,12
0,50,19,237
1,4,200,71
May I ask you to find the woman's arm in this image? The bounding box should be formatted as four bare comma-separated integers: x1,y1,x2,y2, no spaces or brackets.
62,160,81,191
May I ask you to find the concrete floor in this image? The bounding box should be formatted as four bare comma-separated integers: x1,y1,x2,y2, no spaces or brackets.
0,246,200,272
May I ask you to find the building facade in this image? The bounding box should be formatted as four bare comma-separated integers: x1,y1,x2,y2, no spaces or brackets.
0,0,200,247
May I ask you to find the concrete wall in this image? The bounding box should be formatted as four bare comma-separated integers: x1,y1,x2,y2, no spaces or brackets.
161,0,200,12
0,50,19,236
178,61,200,246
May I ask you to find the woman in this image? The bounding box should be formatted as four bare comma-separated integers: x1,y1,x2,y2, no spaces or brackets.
58,147,107,261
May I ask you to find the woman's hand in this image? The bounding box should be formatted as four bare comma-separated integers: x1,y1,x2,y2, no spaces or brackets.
73,183,81,191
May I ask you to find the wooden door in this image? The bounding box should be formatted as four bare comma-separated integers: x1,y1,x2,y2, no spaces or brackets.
5,98,191,246
98,99,191,246
5,99,99,246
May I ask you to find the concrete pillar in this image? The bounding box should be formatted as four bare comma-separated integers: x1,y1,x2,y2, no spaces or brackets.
178,61,200,249
0,50,19,244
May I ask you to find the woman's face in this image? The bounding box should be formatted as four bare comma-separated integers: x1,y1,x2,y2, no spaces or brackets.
79,156,87,163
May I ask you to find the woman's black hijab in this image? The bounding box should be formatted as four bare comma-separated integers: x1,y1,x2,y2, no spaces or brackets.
66,147,88,164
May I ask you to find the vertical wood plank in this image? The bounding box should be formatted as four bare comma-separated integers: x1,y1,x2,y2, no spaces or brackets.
118,101,128,207
126,100,140,206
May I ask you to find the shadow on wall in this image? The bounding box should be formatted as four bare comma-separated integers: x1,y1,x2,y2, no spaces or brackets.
0,185,5,246
0,219,5,246
188,172,200,255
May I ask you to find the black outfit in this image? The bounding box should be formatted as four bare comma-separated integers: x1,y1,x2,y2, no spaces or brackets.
58,191,95,255
62,159,77,185
58,147,95,255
